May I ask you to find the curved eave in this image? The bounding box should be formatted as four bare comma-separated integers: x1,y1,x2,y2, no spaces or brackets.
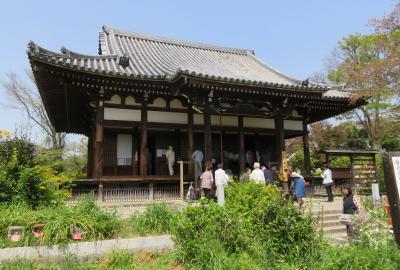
28,42,333,93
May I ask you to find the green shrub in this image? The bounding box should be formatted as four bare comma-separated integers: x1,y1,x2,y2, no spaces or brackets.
0,137,71,208
0,197,121,247
172,181,321,269
129,203,177,235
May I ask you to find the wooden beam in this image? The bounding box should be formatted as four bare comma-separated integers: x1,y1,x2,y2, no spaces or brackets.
140,100,148,176
187,105,194,179
302,120,311,175
238,116,245,172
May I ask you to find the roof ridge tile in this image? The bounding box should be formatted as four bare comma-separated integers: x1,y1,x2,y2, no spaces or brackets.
102,25,252,55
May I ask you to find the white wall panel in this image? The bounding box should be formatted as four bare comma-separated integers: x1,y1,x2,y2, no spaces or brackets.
211,115,238,126
104,108,141,121
105,94,121,104
148,111,188,124
194,114,204,125
125,95,141,106
244,117,275,129
284,120,303,131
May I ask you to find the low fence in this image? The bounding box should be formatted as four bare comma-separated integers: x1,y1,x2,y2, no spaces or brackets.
67,183,182,204
66,188,98,204
104,187,149,202
154,184,180,201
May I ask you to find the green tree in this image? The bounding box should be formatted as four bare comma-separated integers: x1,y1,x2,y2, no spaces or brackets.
328,21,400,149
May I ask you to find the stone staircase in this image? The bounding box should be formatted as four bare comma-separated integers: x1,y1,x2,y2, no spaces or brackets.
305,197,348,245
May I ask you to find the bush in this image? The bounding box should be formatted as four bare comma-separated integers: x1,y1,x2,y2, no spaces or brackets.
172,181,321,269
129,203,177,235
0,197,121,247
0,137,71,208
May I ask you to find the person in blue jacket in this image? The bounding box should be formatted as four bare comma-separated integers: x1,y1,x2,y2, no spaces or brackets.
287,166,306,208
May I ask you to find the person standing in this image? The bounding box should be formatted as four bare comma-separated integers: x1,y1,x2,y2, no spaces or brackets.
271,166,279,185
192,150,204,181
241,168,251,182
287,166,306,208
250,162,265,185
215,163,229,206
263,165,273,184
165,146,175,175
340,184,362,241
200,165,213,199
321,162,334,202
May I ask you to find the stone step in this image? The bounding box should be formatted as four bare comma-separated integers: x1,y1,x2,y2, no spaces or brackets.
323,225,347,235
320,213,341,221
324,231,348,245
330,236,348,245
321,220,343,228
312,209,342,216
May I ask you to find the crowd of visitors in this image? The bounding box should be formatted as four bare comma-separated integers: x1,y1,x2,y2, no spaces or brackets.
198,161,309,207
197,161,365,241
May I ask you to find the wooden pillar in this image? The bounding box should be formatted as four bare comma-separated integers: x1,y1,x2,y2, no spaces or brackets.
140,101,148,176
203,104,212,167
92,89,105,202
238,116,245,172
93,93,104,180
274,109,285,170
187,105,194,179
87,132,93,178
302,120,311,175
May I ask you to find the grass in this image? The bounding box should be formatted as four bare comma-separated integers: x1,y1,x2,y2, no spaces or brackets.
128,203,178,236
0,197,121,248
0,250,181,270
0,200,178,248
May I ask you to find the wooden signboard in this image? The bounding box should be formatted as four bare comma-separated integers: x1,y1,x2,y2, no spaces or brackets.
382,152,400,246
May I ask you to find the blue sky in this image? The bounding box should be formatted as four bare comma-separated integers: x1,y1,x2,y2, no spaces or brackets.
0,0,396,142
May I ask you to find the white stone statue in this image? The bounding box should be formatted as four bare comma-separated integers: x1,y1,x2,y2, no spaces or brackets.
165,146,175,175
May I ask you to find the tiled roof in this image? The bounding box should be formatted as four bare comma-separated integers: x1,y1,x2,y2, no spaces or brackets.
98,26,303,86
27,25,351,98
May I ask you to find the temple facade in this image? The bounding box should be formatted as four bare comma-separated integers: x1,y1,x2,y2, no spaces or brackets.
28,26,365,200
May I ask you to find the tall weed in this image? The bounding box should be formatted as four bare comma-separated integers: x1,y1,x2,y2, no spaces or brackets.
129,203,177,235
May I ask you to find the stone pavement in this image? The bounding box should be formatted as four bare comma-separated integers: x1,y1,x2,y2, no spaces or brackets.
100,200,188,219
